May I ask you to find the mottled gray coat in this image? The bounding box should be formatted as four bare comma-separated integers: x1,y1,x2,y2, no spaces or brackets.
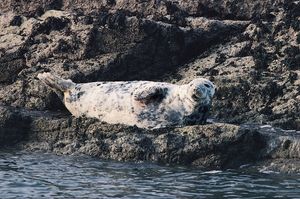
38,73,215,129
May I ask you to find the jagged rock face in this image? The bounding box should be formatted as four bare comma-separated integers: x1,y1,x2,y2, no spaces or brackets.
0,0,299,129
0,0,299,172
0,0,293,21
0,9,247,110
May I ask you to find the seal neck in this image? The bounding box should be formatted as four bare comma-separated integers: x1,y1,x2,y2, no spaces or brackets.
176,85,198,113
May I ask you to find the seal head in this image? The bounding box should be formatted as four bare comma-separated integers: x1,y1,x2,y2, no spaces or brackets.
188,78,215,105
181,78,216,125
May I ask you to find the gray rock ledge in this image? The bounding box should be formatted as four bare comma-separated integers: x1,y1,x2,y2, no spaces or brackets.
1,106,299,173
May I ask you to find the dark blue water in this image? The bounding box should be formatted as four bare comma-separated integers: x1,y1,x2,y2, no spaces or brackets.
0,150,299,199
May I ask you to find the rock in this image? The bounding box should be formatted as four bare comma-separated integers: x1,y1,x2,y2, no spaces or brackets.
0,9,247,110
0,106,31,146
0,106,299,173
0,0,290,21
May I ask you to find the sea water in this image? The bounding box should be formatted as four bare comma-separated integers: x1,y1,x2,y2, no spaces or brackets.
0,150,299,199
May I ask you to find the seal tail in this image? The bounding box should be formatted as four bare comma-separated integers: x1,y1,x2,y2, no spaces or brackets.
37,72,75,100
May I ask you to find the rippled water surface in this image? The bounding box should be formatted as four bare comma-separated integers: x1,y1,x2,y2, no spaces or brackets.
0,150,299,199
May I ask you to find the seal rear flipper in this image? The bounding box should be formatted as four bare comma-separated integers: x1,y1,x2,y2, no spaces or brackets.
133,85,168,104
37,72,75,101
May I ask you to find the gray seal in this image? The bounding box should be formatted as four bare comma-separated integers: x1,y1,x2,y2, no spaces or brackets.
37,72,215,129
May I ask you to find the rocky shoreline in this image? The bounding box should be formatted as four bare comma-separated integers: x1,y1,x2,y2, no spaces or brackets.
1,105,300,173
0,0,299,173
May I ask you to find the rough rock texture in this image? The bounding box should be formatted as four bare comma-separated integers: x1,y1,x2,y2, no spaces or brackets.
0,0,299,172
1,106,300,173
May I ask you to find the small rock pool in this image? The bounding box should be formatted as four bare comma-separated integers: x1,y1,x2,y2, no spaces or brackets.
0,150,299,198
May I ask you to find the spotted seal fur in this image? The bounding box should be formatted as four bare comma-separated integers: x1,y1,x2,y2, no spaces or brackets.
37,72,215,129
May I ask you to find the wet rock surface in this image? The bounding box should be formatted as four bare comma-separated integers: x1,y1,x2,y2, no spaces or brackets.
0,0,299,172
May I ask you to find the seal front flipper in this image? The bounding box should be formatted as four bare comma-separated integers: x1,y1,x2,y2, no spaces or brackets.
182,105,210,125
133,85,168,104
37,72,75,101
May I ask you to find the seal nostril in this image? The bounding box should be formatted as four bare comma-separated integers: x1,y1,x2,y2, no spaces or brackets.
204,83,210,88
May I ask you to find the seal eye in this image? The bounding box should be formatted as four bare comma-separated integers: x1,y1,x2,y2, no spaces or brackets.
204,83,210,88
